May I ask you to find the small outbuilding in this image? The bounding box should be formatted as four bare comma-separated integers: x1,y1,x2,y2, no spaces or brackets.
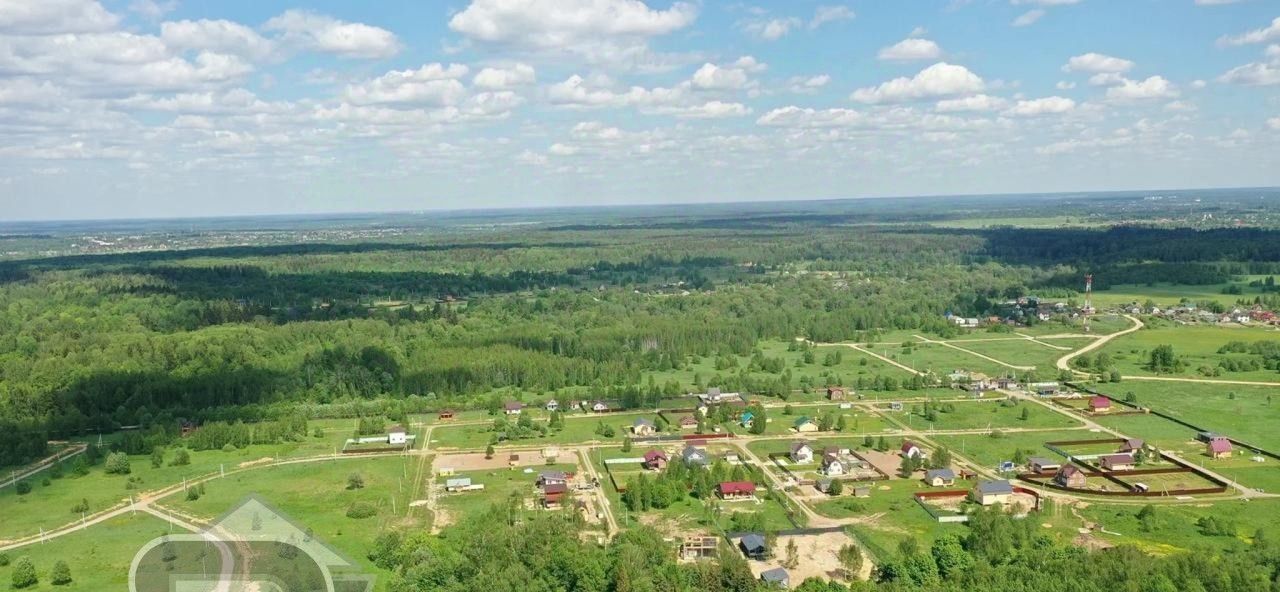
1100,454,1135,471
738,534,767,560
1208,437,1234,459
760,567,790,588
1088,396,1112,413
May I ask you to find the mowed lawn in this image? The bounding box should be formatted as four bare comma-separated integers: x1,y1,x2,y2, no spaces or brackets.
1097,325,1280,383
0,513,172,590
0,435,354,542
1090,381,1280,451
952,338,1090,375
164,455,422,592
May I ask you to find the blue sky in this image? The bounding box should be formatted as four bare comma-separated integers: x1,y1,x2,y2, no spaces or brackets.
1,0,1278,220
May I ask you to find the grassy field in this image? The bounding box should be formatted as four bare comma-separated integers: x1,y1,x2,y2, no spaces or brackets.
1097,325,1280,382
429,411,665,449
895,399,1084,431
165,455,422,592
1089,381,1280,450
1091,278,1274,309
1076,497,1280,555
815,479,955,552
0,513,172,590
929,429,1095,470
952,338,1086,374
436,462,580,519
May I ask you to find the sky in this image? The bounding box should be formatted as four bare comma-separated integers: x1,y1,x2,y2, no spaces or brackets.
1,0,1279,221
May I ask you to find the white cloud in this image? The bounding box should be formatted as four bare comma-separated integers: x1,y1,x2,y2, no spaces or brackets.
744,17,802,41
810,5,855,29
1164,100,1196,112
161,20,275,61
756,106,864,127
935,94,1009,112
1268,116,1280,130
851,62,984,104
1191,79,1208,89
1055,80,1076,90
691,57,765,90
1063,52,1135,74
548,142,579,156
665,100,750,119
472,63,536,90
1219,62,1280,86
1218,16,1280,46
1088,72,1125,86
877,38,943,61
1006,96,1075,116
448,0,696,62
1106,76,1179,101
788,74,831,94
1011,10,1045,27
0,0,119,34
129,0,177,20
264,10,401,59
343,64,470,105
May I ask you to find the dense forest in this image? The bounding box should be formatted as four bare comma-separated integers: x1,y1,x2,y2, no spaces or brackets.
1,221,1279,466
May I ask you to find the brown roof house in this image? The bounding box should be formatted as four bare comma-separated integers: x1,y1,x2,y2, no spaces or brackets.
1207,437,1233,459
1054,465,1087,488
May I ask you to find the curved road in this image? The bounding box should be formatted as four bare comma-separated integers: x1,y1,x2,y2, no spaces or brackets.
1056,314,1144,373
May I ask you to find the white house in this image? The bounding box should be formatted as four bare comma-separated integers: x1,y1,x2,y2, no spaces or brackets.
545,399,559,412
790,441,814,464
388,425,407,445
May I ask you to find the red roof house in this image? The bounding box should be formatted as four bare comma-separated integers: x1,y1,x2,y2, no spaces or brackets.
1208,438,1233,459
542,482,569,507
643,449,668,470
717,481,757,500
1089,396,1112,412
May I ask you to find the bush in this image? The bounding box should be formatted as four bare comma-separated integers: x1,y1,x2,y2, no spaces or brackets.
15,480,31,495
186,487,201,501
222,443,237,452
346,502,378,519
11,557,37,589
0,553,10,566
347,473,365,490
51,560,72,585
104,452,131,475
170,448,191,466
71,498,89,514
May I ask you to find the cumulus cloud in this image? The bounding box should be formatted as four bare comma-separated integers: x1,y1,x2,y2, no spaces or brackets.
809,5,855,29
1062,53,1135,74
161,20,275,61
264,10,401,59
788,74,831,94
743,17,802,41
1006,96,1075,116
850,62,984,104
877,38,943,61
472,63,536,90
1218,16,1280,46
935,94,1009,112
1219,62,1280,86
129,0,177,21
0,0,119,34
448,0,696,63
343,64,470,105
1011,10,1045,27
1106,76,1178,101
690,57,764,90
1269,116,1280,130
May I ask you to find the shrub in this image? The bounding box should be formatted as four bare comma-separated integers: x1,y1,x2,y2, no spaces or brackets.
347,473,365,490
170,448,191,466
11,557,37,589
104,452,131,475
346,502,378,519
15,480,31,495
71,498,89,514
186,487,201,501
51,560,72,585
0,553,9,566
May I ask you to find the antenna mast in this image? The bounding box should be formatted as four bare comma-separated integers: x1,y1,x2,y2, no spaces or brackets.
1083,274,1094,333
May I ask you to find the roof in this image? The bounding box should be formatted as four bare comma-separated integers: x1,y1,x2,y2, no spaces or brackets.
682,445,708,463
1122,438,1145,450
790,441,812,453
388,425,406,433
445,477,471,488
1029,456,1060,467
643,449,668,462
679,415,698,424
740,411,754,420
739,534,766,551
504,401,524,410
760,568,789,583
543,483,569,495
718,481,756,495
1089,396,1111,407
1057,465,1083,478
901,441,919,453
539,470,567,481
1100,454,1134,465
976,480,1014,495
1209,438,1234,453
634,417,655,427
793,416,814,427
926,468,956,480
592,400,608,408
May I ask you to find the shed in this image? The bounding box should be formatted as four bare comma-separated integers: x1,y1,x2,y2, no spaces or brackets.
760,567,790,588
738,534,767,559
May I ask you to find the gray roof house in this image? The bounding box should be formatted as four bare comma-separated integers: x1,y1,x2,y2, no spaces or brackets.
976,480,1014,495
682,445,709,467
738,534,767,559
760,567,790,588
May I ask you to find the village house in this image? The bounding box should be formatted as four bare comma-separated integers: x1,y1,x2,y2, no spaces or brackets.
545,399,559,412
1029,457,1062,473
793,416,820,433
678,415,699,430
437,409,456,421
1100,454,1135,471
1207,437,1234,459
925,468,956,487
821,450,848,477
679,536,720,561
1119,438,1145,454
682,444,710,467
738,534,768,560
717,481,757,500
739,410,755,428
889,401,904,411
1054,465,1087,488
1029,382,1060,397
643,449,668,471
542,482,569,508
790,441,814,464
826,386,847,401
536,470,569,487
632,417,656,436
504,401,524,415
591,401,610,413
387,425,407,445
1089,396,1112,413
972,480,1015,506
995,377,1018,390
445,477,473,492
760,568,790,589
699,387,742,405
901,441,926,460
